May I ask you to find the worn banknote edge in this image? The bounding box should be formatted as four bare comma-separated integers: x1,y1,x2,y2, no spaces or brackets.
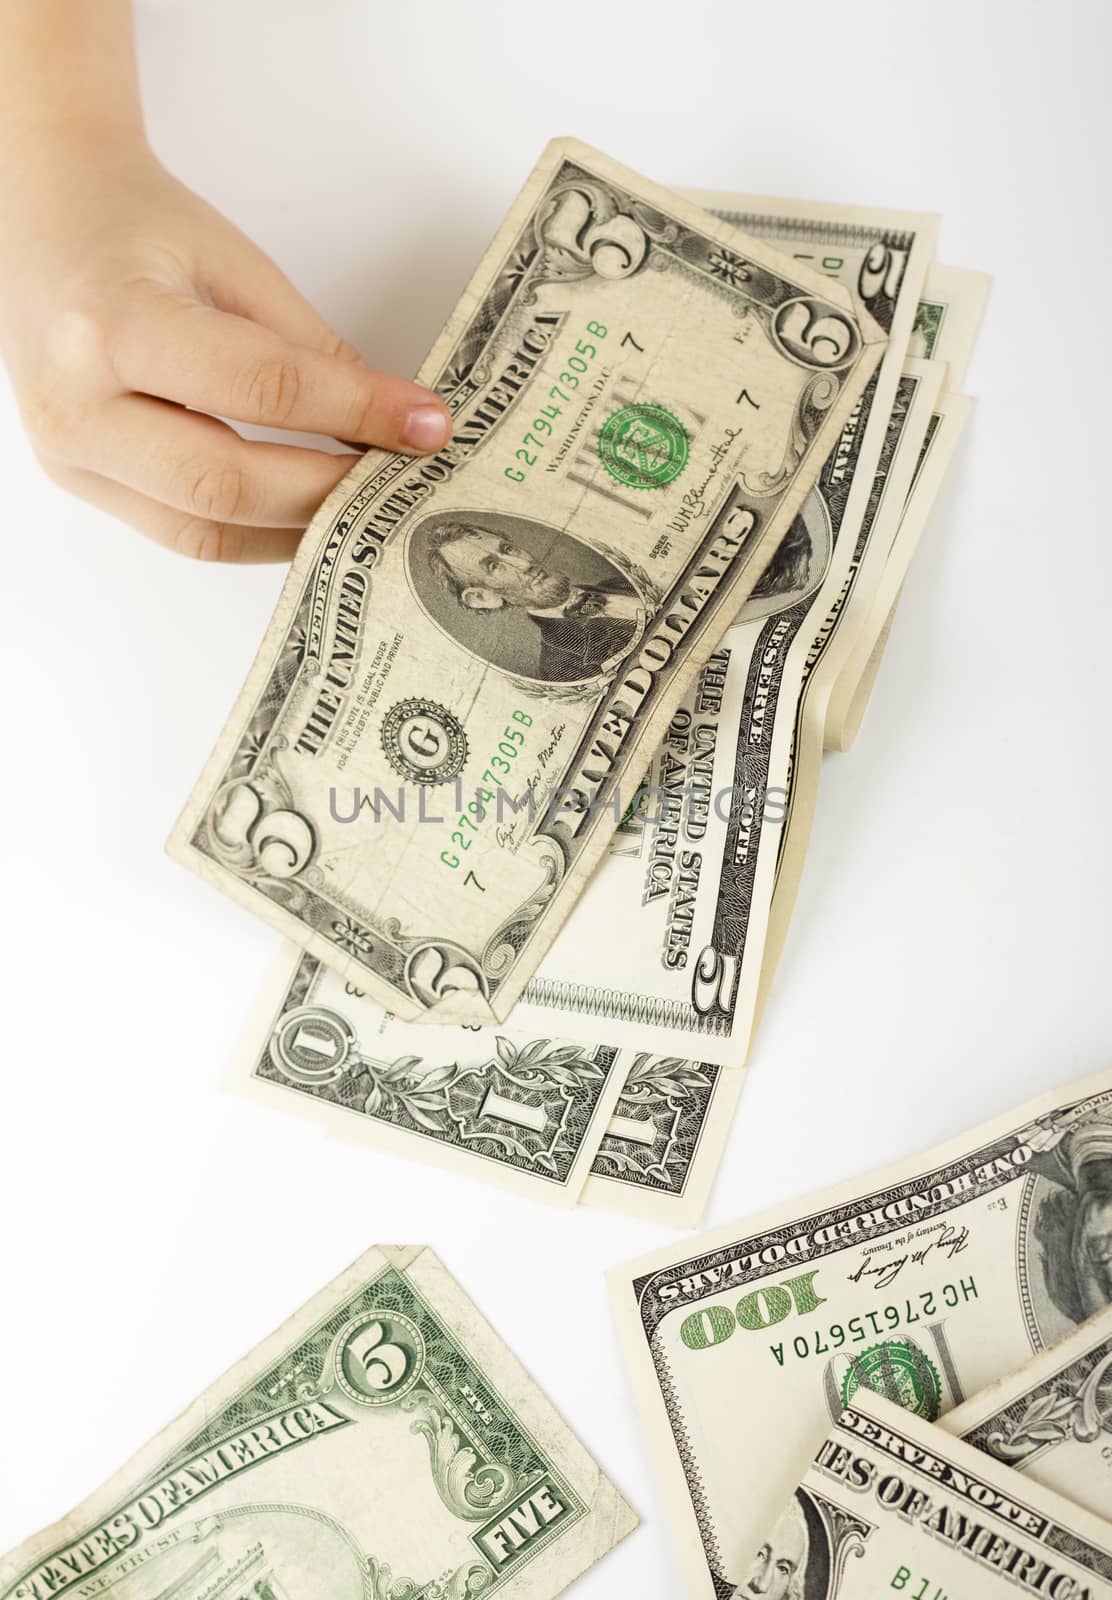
607,1065,1112,1599
0,1245,639,1597
232,942,629,1208
824,261,990,749
828,391,973,750
511,190,933,1063
910,262,992,392
168,138,885,1026
747,356,946,1044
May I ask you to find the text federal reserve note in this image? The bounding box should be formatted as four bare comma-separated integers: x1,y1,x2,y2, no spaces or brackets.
753,1390,1112,1599
170,139,882,1025
943,1304,1112,1521
610,1068,1112,1596
0,1246,637,1600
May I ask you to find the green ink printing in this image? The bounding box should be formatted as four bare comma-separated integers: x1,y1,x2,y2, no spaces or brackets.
598,403,689,490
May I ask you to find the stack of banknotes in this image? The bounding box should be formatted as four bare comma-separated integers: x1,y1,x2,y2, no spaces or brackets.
611,1067,1112,1596
166,138,988,1225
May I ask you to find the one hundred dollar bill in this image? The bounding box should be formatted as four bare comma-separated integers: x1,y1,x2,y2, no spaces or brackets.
0,1245,637,1600
753,1389,1112,1600
609,1067,1112,1597
240,943,629,1206
170,139,882,1026
942,1304,1112,1521
501,194,935,1066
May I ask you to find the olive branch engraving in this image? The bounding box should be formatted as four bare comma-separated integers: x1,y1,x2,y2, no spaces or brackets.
984,1349,1112,1459
366,1550,491,1598
595,1054,714,1185
330,1035,604,1174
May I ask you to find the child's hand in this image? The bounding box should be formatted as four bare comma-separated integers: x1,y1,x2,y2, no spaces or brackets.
0,139,452,562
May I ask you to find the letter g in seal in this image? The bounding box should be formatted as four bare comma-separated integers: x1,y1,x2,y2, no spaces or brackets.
381,698,469,786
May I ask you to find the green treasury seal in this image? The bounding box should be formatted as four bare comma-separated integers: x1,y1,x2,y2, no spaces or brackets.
381,698,468,786
598,402,689,490
841,1340,943,1420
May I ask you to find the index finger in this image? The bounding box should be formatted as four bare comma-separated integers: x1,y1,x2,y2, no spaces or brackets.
112,293,452,454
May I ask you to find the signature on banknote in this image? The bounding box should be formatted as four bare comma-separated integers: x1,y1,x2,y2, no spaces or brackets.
847,1222,971,1289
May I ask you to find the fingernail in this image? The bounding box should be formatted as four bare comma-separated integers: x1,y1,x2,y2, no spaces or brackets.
402,403,451,452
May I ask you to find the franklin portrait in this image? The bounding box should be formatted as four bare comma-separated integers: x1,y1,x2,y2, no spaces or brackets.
1023,1105,1112,1346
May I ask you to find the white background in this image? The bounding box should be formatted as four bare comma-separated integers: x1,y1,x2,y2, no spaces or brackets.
1,1,1109,1592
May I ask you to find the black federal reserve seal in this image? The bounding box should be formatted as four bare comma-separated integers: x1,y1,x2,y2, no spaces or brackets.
381,698,468,786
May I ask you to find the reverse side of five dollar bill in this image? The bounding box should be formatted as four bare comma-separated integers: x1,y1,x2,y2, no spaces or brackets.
0,1248,638,1600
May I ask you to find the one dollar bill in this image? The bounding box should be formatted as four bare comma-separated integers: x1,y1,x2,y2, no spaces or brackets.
755,1388,1112,1599
239,943,631,1208
943,1303,1112,1521
170,139,881,1026
609,1067,1112,1596
0,1245,637,1599
240,942,727,1223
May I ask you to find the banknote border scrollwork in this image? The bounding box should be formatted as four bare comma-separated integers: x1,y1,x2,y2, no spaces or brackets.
590,1056,721,1196
650,1335,727,1591
520,976,732,1037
